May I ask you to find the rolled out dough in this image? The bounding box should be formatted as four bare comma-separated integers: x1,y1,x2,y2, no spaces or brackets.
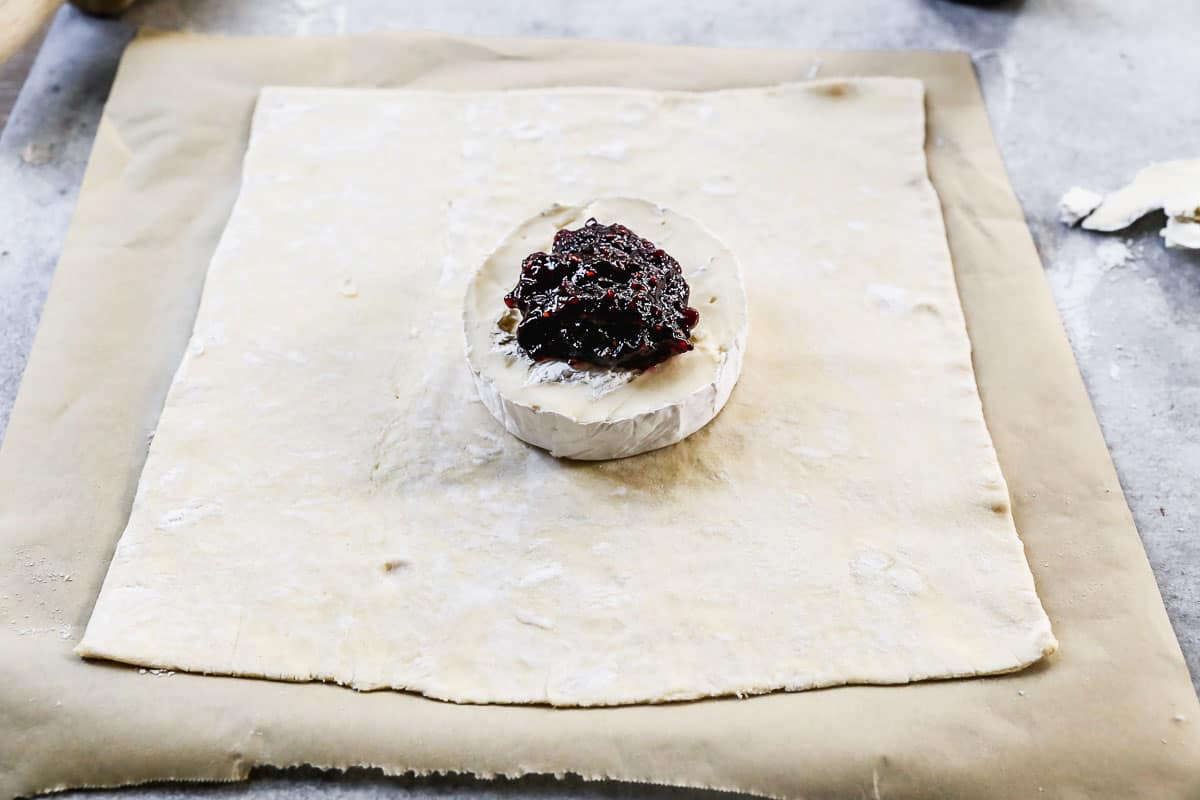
77,80,1056,706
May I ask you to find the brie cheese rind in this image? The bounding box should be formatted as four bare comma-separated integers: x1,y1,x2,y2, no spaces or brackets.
464,198,748,460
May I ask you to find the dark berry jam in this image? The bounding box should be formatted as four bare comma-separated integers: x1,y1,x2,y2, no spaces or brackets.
503,219,700,369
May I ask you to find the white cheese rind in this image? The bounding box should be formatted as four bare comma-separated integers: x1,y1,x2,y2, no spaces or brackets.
464,197,748,460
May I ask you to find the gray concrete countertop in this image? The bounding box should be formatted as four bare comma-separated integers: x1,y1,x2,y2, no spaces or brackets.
1,1,1197,797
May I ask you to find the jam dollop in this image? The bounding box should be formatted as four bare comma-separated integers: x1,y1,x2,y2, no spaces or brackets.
503,219,700,369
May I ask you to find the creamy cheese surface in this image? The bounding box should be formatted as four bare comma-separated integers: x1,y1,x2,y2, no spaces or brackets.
464,198,748,459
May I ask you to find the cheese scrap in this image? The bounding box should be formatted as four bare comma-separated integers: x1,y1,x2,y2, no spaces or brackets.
1058,187,1103,225
1066,160,1200,249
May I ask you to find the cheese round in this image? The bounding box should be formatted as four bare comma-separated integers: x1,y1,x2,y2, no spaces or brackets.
463,197,748,460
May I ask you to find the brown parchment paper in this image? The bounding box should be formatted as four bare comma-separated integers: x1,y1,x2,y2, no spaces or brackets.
0,31,1197,800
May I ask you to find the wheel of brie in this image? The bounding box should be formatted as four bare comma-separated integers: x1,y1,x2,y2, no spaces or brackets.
464,197,748,460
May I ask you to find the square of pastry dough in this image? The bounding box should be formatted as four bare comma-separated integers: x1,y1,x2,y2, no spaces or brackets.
78,81,1056,706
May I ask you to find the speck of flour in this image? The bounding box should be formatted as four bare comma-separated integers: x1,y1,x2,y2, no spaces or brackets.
1096,239,1132,270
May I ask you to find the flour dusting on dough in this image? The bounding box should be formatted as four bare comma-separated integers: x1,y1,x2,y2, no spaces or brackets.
587,140,629,160
866,283,912,315
518,563,563,586
158,500,220,529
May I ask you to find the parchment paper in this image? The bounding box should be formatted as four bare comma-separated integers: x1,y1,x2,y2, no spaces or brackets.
0,31,1197,800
